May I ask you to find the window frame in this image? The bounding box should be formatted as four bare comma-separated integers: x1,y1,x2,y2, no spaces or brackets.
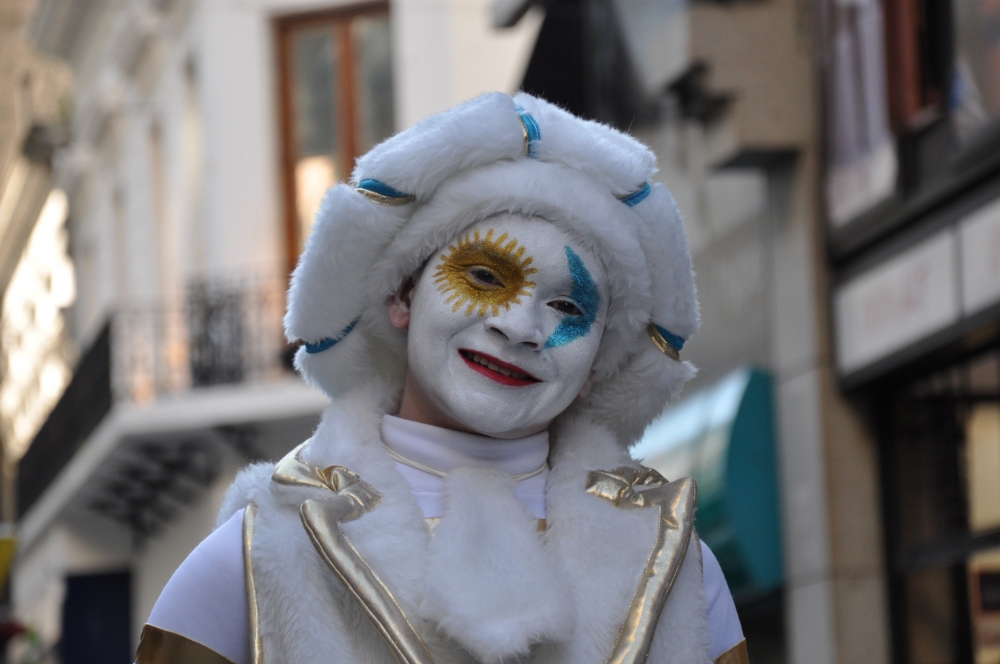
274,1,391,276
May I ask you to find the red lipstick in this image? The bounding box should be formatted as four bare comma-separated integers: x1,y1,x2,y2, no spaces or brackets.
458,349,540,387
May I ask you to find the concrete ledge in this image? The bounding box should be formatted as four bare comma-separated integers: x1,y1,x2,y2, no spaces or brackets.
17,378,327,554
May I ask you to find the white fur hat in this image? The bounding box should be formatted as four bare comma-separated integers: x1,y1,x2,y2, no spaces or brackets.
285,92,699,444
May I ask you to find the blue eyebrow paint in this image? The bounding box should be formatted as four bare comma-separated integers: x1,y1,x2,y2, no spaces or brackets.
545,246,600,348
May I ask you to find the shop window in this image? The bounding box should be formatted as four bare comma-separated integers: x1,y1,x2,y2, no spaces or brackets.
903,565,971,664
276,4,394,274
970,552,1000,659
968,404,1000,660
968,405,1000,533
879,346,1000,663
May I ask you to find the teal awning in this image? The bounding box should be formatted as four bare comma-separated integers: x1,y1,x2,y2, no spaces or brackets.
630,367,782,602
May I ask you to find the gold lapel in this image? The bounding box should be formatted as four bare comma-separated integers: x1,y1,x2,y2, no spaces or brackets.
242,503,263,664
272,444,436,664
585,466,697,664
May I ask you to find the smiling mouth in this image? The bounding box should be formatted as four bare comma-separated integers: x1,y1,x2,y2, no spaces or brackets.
459,349,541,387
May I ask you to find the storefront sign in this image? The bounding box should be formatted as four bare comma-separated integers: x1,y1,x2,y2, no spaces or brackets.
961,197,1000,316
835,231,959,376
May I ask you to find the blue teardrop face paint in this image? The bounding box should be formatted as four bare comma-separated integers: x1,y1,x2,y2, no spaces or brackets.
545,246,601,348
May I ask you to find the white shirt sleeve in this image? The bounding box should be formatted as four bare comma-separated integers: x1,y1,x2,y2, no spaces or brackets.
147,509,249,664
701,539,745,660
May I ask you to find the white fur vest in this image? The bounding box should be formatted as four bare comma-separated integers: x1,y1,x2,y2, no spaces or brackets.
218,383,711,664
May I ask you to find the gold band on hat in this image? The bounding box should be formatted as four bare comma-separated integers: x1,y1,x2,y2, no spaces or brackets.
647,322,681,361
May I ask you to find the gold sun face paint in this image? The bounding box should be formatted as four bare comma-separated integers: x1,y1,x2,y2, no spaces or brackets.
432,229,539,316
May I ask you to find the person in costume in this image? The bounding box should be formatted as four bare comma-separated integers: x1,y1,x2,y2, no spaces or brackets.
136,92,749,664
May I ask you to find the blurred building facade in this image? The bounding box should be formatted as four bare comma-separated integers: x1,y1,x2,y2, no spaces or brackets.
0,0,72,523
0,4,74,656
822,0,1000,659
5,0,542,660
0,1,912,664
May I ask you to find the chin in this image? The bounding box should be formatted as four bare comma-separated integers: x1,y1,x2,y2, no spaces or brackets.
442,391,560,438
454,406,541,437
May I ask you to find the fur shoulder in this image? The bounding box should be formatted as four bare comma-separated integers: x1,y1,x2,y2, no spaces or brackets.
216,461,277,527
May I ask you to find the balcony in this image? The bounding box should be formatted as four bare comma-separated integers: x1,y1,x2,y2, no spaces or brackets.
112,275,290,403
17,274,327,546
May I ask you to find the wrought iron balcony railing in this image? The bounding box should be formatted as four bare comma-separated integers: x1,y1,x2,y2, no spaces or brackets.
112,274,291,403
18,273,296,519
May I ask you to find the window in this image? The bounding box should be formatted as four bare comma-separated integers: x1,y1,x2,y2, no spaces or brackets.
824,0,1000,222
821,0,897,225
276,4,394,273
882,0,953,132
0,189,75,461
952,0,1000,140
878,345,1000,663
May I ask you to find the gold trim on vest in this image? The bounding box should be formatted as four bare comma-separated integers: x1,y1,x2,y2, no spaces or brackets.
273,443,383,513
271,443,433,663
135,624,235,664
300,499,435,664
243,503,263,664
585,466,697,664
714,639,749,664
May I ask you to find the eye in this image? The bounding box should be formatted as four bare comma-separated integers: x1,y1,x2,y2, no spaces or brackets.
548,299,583,316
466,266,505,289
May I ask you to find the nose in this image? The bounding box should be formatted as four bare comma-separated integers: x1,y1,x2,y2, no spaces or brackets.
487,303,546,349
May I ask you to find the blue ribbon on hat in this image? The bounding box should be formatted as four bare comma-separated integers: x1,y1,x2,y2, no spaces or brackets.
304,318,359,354
618,182,652,207
356,179,416,205
515,106,541,158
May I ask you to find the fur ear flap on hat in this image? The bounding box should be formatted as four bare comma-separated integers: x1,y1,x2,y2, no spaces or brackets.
285,92,699,444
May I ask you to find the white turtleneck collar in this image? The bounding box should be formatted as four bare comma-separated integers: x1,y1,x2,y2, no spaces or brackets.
380,414,549,519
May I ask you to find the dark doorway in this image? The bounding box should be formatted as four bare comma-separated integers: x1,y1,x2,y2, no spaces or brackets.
60,571,131,664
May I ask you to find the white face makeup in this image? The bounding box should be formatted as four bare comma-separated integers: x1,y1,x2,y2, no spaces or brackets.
404,215,609,438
